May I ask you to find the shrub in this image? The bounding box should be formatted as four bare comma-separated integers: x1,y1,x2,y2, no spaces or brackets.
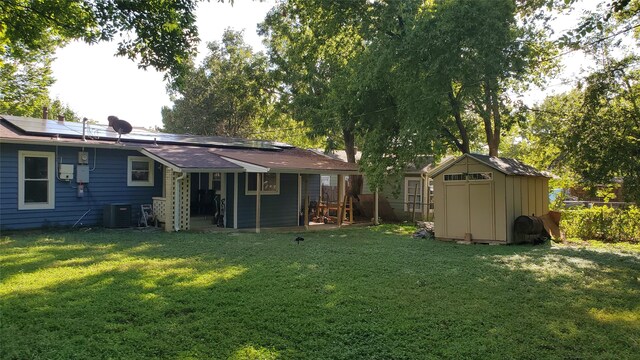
561,205,640,242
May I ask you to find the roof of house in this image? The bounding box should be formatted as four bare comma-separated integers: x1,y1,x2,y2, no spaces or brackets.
311,149,439,174
1,115,359,174
429,153,549,178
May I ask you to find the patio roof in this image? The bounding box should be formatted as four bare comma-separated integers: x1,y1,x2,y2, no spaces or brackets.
141,145,359,174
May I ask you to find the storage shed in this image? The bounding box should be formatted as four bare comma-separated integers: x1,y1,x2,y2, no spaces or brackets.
429,153,550,244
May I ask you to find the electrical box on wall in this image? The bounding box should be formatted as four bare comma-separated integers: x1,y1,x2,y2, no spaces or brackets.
76,165,90,183
78,151,89,165
59,164,74,180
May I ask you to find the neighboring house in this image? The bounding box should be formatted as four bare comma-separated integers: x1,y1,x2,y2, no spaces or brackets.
429,153,550,244
0,115,358,231
312,150,440,222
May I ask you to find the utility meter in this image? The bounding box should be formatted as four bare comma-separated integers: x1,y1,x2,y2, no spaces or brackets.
78,151,89,165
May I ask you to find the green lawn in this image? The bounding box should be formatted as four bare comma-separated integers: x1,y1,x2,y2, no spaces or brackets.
1,226,639,359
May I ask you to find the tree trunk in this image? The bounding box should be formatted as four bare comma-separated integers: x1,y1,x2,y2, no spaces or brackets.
343,128,357,163
448,90,470,153
489,88,501,157
481,80,500,157
342,127,362,199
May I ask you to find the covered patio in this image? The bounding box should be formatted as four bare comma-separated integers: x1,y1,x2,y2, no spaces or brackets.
139,144,369,233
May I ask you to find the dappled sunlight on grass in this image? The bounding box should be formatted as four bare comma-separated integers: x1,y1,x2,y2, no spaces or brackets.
557,238,640,257
177,266,247,287
589,308,640,327
0,237,14,246
548,320,580,340
369,223,416,236
230,345,280,360
34,236,67,244
488,253,601,281
1,251,247,297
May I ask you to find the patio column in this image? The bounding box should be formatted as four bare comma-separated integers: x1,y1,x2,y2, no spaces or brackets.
164,167,174,232
163,168,191,232
255,172,261,233
374,187,380,225
337,174,344,218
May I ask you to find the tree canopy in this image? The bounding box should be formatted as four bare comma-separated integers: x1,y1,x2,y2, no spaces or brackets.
162,29,270,137
0,0,206,77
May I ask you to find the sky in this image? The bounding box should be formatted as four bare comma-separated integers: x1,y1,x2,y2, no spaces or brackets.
49,0,276,129
48,0,602,130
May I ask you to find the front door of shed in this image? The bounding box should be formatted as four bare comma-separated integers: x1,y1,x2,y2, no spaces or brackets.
444,179,494,240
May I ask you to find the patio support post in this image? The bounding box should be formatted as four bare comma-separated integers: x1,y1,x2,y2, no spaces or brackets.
234,173,238,229
297,174,302,226
256,173,261,233
374,187,380,225
304,195,309,230
337,174,344,225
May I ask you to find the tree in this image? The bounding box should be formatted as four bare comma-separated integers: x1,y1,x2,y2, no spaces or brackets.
0,42,54,116
0,40,78,120
564,56,640,202
0,0,205,78
259,0,370,163
356,0,557,188
162,29,271,138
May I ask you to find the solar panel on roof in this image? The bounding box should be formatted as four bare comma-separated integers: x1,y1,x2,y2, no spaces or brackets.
1,115,283,150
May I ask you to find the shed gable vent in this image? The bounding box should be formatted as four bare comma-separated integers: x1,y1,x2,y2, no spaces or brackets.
444,173,465,181
444,172,493,181
468,172,493,181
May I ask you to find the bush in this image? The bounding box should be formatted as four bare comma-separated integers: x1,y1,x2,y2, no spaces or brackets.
561,205,640,242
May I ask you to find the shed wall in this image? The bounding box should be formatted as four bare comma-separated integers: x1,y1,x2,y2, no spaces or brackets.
505,175,549,243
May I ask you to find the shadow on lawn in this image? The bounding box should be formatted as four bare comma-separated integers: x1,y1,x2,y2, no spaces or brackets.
1,230,639,359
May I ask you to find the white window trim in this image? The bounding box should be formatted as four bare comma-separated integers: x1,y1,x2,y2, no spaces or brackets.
18,150,55,210
127,156,154,187
245,172,280,195
404,177,422,212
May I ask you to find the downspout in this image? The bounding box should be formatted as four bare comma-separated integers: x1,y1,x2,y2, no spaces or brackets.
174,171,186,231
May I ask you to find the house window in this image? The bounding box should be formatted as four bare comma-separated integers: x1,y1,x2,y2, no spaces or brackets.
18,151,55,210
128,156,154,186
444,173,466,181
468,172,493,181
404,177,422,212
246,172,279,195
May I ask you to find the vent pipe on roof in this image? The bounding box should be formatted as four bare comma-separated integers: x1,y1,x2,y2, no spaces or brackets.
82,117,88,141
57,115,65,123
42,106,48,119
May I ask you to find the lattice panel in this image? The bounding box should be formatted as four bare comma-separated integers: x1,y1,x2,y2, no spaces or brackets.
180,173,191,230
164,167,175,232
152,197,166,223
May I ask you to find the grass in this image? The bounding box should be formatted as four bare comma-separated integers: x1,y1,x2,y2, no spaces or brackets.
1,225,639,359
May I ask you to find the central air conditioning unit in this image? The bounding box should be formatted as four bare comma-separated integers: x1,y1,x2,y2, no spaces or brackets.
103,204,131,228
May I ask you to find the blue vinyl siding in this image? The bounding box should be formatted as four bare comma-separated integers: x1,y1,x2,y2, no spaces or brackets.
235,173,298,229
306,174,320,203
1,143,162,230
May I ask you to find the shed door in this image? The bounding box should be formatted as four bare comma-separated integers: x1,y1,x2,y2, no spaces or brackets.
469,183,494,240
445,184,468,239
443,172,495,241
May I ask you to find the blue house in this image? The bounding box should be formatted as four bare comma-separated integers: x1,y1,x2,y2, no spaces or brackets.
0,115,359,231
